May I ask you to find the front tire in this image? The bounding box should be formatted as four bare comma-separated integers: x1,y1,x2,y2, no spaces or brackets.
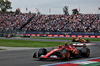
33,52,37,58
38,48,47,60
38,48,47,57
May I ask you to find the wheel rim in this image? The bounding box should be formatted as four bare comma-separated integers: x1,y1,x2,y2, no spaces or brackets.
67,52,70,58
62,53,66,58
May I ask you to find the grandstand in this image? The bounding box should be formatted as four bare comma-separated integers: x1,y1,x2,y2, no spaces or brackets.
0,13,100,37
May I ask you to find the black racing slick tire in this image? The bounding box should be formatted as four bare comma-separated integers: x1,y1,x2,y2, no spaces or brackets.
33,52,37,58
81,47,90,57
86,39,90,43
38,48,47,57
72,39,75,42
62,50,70,60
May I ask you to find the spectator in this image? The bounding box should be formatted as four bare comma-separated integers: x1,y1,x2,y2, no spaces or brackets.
0,13,100,33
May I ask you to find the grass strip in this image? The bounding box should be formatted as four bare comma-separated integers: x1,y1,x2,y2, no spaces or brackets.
30,36,100,41
0,48,5,50
0,39,74,47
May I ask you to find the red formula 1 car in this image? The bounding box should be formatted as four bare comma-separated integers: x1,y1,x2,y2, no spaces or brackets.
33,43,90,60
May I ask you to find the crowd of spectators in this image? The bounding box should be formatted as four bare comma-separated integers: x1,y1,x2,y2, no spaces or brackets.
0,13,33,31
0,13,100,32
23,14,100,32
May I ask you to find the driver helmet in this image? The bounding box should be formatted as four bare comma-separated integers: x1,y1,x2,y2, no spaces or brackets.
65,43,69,47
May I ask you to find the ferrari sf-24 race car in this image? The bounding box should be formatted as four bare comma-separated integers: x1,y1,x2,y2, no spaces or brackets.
33,43,90,60
72,37,90,43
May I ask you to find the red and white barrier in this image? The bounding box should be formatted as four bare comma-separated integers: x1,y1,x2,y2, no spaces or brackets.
90,36,95,38
26,34,30,36
59,35,64,37
97,36,100,38
71,35,76,37
54,35,58,37
78,35,82,37
48,35,52,37
37,34,41,36
29,34,100,38
31,34,36,36
84,35,89,38
42,57,100,66
65,35,70,37
43,34,47,36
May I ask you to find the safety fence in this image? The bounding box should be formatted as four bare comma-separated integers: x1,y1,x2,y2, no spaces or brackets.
0,31,100,38
25,34,100,38
25,31,100,38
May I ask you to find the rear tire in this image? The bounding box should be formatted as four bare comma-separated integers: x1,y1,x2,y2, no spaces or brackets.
79,40,82,43
62,50,70,60
72,39,75,42
86,39,90,43
81,47,90,57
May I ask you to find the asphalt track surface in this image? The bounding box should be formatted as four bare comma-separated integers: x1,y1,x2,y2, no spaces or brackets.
0,38,100,66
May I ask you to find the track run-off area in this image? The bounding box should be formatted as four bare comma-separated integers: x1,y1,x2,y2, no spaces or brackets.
0,37,100,66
